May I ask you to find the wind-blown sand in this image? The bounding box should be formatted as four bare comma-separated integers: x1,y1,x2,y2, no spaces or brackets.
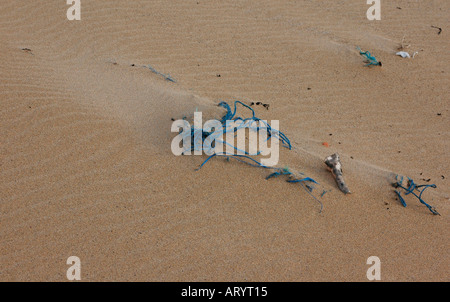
1,1,448,281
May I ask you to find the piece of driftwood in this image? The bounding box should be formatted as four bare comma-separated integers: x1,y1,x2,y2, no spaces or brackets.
324,153,351,194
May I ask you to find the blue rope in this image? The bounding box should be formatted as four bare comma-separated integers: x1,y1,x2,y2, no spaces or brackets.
185,100,291,154
287,177,318,184
320,190,330,197
147,65,176,82
218,100,291,149
394,175,439,215
189,101,323,212
196,153,272,171
196,152,323,212
357,46,382,67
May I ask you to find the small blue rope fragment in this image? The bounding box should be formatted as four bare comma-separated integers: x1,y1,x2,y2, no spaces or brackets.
286,177,318,184
147,65,177,82
357,46,382,67
320,190,330,198
265,168,292,180
394,190,407,207
266,171,282,180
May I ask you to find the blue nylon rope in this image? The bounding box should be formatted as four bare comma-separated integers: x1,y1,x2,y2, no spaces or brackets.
186,100,291,154
147,65,176,82
189,100,322,212
394,175,439,215
357,46,382,67
196,152,324,212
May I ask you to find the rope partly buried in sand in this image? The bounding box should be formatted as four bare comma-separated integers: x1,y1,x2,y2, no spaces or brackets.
393,175,440,215
198,154,324,213
179,100,440,215
147,65,176,82
190,100,323,212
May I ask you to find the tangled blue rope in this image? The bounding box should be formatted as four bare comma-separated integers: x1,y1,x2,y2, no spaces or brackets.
189,101,322,212
393,175,439,215
183,100,291,155
357,46,382,67
217,100,291,150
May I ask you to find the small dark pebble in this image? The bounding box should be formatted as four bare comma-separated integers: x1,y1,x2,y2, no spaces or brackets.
396,7,401,9
131,64,135,67
307,87,311,90
216,74,221,77
251,102,269,109
350,156,354,159
437,113,441,116
171,118,175,121
329,133,332,136
441,175,445,179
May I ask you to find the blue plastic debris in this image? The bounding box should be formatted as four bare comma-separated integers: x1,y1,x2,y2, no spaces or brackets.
357,46,382,67
147,65,176,82
393,175,439,215
189,100,324,212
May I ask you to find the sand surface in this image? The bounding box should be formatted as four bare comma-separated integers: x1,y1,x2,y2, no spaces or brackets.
1,1,449,281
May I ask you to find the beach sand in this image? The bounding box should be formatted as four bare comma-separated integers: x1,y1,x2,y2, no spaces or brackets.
1,0,449,281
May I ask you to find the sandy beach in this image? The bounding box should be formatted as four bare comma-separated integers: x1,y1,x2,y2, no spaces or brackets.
1,1,449,281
